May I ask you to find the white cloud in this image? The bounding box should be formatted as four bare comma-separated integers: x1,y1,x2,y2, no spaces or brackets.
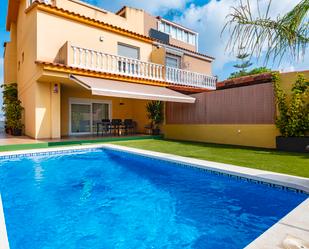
97,0,189,15
276,51,309,73
173,0,305,78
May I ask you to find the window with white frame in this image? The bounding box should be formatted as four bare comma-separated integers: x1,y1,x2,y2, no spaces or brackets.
117,43,140,74
165,54,181,68
117,43,139,59
158,20,197,46
69,99,111,135
171,26,177,39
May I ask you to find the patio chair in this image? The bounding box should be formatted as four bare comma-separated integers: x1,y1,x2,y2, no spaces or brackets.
101,119,111,136
110,119,122,136
123,119,134,135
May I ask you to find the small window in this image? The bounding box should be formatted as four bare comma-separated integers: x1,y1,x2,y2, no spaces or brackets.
166,55,180,68
192,34,196,45
22,52,24,63
158,22,164,32
184,32,189,43
171,27,177,38
189,33,195,45
165,23,171,34
176,28,182,40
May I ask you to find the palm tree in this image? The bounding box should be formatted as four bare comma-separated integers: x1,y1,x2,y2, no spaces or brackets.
223,0,309,63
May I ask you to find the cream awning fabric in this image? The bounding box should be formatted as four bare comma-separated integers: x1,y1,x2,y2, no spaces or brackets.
70,75,195,103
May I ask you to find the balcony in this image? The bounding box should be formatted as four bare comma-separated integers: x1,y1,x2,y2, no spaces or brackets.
59,43,216,90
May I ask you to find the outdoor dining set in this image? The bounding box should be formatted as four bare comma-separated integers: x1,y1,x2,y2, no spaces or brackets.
96,119,136,136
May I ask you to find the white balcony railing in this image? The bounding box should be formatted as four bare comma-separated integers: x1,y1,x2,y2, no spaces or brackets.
71,45,164,81
68,45,216,89
166,67,216,89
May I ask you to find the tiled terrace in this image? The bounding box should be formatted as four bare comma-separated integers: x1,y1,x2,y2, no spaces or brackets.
0,134,43,146
0,133,161,152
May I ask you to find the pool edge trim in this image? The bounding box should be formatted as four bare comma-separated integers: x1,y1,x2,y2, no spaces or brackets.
0,195,10,249
102,144,309,194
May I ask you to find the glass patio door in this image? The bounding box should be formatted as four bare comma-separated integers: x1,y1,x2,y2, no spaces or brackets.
92,103,109,133
71,103,91,134
70,101,110,135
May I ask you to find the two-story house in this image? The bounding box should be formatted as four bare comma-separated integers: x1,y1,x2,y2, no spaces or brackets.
4,0,216,139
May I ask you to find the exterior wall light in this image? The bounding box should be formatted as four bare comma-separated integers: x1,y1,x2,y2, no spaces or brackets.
53,83,59,94
99,36,104,42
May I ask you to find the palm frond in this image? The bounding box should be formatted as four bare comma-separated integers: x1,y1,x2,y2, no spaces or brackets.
222,0,309,64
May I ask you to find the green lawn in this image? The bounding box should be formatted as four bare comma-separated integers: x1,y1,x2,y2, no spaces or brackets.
111,139,309,178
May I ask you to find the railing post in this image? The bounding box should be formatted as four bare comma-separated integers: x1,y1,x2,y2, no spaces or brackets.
95,52,99,70
72,46,76,66
112,56,118,72
101,53,105,72
90,50,95,69
145,63,148,78
138,62,141,76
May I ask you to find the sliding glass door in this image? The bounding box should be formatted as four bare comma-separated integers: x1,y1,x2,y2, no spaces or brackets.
70,99,110,135
92,103,109,133
71,103,91,134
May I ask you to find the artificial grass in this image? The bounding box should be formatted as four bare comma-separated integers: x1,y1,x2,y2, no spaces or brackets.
111,139,309,178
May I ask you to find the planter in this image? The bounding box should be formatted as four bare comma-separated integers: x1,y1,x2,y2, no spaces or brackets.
5,127,12,135
152,128,161,135
12,128,22,136
276,136,309,153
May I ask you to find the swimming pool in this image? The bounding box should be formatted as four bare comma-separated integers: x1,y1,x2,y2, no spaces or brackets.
0,148,307,249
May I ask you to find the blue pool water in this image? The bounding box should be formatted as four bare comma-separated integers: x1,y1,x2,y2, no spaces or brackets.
0,149,307,249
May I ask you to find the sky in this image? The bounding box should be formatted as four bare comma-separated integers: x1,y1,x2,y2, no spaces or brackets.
0,0,308,87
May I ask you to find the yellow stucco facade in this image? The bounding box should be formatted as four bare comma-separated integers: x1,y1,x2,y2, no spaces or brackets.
4,0,214,139
164,124,280,149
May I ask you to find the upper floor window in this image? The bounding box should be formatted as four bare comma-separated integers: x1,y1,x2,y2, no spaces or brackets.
166,54,181,68
117,43,139,59
158,20,197,46
117,43,140,74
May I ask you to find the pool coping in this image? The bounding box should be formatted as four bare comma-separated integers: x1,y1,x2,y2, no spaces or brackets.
0,143,308,248
0,195,10,249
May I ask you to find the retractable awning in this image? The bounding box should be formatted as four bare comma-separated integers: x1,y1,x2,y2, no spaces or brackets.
70,75,195,103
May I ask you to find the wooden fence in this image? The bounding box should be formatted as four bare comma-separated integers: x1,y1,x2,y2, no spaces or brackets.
166,82,275,124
